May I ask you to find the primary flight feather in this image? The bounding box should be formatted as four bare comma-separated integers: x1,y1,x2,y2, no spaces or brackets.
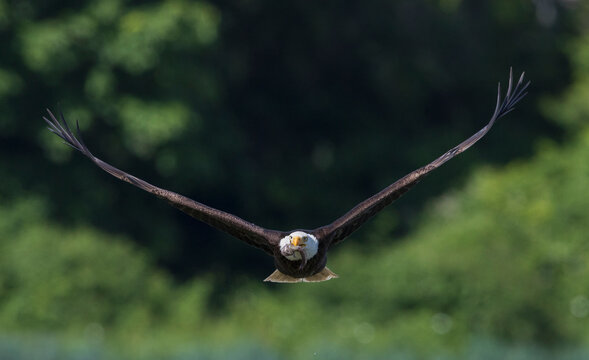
44,69,529,283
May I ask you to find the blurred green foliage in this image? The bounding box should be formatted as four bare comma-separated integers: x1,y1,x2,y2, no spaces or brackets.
1,0,589,358
0,197,211,333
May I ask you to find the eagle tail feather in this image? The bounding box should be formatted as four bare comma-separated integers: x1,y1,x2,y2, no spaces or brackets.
263,267,339,283
303,267,339,282
264,270,303,283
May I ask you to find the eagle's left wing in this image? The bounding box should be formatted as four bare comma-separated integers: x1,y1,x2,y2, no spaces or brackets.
313,69,529,247
43,110,284,255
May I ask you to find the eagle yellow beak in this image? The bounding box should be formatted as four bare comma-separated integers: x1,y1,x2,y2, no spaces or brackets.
291,236,301,246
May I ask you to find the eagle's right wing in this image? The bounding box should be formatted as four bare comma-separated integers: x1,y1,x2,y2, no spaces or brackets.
44,110,284,255
313,69,529,247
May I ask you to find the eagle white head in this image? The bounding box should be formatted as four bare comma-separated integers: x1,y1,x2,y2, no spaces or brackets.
279,231,318,261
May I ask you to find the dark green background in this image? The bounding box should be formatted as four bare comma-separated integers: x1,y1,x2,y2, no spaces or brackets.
1,0,588,358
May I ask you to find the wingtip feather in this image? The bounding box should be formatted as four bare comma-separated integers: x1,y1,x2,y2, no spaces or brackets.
492,68,529,121
43,108,91,156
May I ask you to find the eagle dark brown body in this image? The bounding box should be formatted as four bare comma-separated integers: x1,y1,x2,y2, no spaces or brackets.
273,233,329,278
44,69,529,283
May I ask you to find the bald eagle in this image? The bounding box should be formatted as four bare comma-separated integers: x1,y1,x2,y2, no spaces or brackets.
44,69,528,283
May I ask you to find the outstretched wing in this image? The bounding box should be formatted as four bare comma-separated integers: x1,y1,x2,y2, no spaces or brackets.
314,68,529,247
43,110,284,255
